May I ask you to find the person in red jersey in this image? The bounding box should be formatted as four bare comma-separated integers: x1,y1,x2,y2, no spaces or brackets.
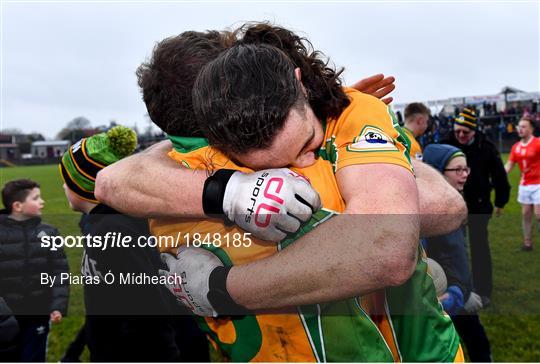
506,116,540,251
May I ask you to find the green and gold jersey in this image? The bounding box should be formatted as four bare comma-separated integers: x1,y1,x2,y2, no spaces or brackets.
402,127,423,161
151,89,460,362
387,247,462,362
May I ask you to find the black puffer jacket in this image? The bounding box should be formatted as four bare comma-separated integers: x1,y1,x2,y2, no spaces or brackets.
0,210,69,315
0,297,19,360
0,297,18,343
442,132,511,214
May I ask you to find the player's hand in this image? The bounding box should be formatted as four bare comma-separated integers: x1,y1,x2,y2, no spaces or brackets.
160,247,223,317
494,207,503,217
350,74,396,105
50,310,62,324
205,168,321,242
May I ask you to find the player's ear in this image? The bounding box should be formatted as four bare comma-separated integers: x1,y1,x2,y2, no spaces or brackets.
294,68,308,98
294,67,302,82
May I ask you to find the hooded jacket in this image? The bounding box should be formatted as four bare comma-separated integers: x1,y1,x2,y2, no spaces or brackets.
422,144,473,310
0,209,69,315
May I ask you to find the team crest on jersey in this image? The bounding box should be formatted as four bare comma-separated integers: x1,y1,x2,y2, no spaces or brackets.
347,125,398,152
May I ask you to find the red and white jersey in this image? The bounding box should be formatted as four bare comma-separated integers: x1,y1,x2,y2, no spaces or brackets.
509,136,540,185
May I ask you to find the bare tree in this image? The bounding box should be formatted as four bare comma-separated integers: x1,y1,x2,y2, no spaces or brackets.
65,116,91,130
57,116,92,143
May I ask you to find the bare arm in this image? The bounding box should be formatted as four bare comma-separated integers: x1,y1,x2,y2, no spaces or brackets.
227,164,420,309
95,73,395,218
95,140,207,218
504,160,515,174
412,160,468,237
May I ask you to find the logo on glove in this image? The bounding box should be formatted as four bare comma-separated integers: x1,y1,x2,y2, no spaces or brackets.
170,271,204,313
245,173,285,226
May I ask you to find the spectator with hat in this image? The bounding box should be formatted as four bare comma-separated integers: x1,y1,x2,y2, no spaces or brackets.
442,107,510,305
59,125,208,362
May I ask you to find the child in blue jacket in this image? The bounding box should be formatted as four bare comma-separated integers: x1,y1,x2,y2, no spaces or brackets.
423,143,492,362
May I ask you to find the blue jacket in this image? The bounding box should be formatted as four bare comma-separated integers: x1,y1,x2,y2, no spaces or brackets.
423,144,473,314
424,227,473,302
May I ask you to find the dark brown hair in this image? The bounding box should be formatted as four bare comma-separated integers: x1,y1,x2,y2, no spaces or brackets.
404,102,430,120
137,22,350,147
2,179,40,213
136,30,234,137
520,116,536,130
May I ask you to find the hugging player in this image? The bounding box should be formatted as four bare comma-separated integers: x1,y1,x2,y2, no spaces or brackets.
97,23,467,362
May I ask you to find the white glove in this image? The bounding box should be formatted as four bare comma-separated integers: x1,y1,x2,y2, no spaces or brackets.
222,169,321,242
464,292,483,313
160,246,223,317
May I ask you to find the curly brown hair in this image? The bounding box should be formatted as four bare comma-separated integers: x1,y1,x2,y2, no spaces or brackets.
193,24,350,155
238,23,350,124
137,22,349,146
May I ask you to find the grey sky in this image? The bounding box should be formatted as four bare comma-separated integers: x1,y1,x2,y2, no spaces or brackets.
1,1,538,139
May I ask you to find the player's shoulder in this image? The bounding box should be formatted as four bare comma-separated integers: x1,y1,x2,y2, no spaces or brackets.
530,137,540,152
334,88,393,127
343,87,387,110
168,143,248,172
510,140,519,151
169,144,221,169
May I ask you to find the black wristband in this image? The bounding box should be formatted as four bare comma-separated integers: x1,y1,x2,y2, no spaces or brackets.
202,169,237,218
207,266,250,316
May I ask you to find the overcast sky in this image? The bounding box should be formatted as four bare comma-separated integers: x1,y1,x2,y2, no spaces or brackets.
1,1,538,139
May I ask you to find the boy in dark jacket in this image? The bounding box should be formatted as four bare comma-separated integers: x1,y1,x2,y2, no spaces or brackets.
59,126,206,362
0,297,20,361
0,179,69,362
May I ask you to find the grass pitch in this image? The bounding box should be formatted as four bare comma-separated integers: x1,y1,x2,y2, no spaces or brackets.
1,160,539,362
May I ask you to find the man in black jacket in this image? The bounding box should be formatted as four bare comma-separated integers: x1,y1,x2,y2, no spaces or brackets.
0,179,69,362
442,107,510,303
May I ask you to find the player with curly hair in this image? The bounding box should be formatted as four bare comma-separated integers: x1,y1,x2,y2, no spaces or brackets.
97,23,466,362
